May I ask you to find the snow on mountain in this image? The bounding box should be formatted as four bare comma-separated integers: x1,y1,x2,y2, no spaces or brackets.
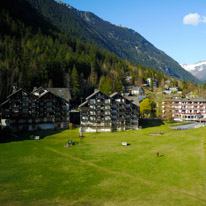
179,60,206,81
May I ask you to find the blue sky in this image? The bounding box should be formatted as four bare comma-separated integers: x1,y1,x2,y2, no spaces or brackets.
60,0,206,65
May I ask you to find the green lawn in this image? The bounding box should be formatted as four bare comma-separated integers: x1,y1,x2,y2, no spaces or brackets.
1,124,206,205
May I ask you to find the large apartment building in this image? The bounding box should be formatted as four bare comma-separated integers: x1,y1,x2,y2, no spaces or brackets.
0,87,70,131
162,98,206,122
79,90,139,132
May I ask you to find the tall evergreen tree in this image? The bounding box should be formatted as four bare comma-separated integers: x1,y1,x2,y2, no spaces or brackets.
113,76,123,93
99,75,113,95
71,65,80,100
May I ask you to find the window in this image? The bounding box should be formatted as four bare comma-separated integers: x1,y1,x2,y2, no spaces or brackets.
22,92,29,100
90,111,96,115
90,105,96,109
12,108,19,113
47,102,53,106
22,92,28,97
90,116,96,121
105,111,110,115
105,99,110,104
82,116,88,120
22,108,28,113
105,106,110,110
22,102,29,107
89,99,96,104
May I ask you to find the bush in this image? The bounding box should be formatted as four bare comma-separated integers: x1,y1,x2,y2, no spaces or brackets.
29,135,34,140
69,123,73,130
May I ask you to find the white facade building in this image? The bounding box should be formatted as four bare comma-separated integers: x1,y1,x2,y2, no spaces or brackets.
162,98,206,122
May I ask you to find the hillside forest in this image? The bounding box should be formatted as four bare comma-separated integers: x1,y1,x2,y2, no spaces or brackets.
1,0,206,106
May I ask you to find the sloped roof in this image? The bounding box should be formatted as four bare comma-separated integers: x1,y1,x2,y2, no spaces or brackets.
32,87,48,97
6,88,38,102
32,87,71,102
46,88,71,101
0,99,9,107
110,92,118,98
173,98,206,102
131,86,142,90
125,96,140,107
79,100,88,108
138,95,146,102
7,88,36,99
86,90,110,100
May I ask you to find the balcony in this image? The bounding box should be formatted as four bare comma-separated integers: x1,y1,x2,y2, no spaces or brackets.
118,112,125,115
96,101,105,105
81,112,88,116
118,106,125,110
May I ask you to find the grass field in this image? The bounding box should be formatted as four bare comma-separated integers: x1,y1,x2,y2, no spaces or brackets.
1,123,206,205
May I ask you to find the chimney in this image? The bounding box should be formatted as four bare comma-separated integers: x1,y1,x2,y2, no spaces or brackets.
12,85,17,93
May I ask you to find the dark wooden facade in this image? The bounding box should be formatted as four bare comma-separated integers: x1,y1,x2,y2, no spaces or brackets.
79,90,139,132
1,88,70,131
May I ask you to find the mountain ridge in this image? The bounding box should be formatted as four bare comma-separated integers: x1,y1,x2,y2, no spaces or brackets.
180,61,206,81
26,0,201,84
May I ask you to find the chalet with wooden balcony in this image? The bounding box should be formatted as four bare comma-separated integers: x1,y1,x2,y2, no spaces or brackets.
0,88,70,131
79,90,139,132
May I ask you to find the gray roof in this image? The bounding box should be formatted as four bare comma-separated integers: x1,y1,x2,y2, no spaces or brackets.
173,98,206,102
138,95,146,102
125,96,140,107
46,88,71,102
131,86,142,90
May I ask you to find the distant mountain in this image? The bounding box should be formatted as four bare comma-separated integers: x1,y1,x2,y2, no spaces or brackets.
26,0,200,84
180,61,206,81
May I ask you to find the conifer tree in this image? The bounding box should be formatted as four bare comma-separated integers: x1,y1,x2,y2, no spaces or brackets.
71,65,80,100
99,75,113,95
113,76,123,93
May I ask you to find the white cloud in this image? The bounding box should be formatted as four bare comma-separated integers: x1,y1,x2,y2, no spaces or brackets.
183,13,200,26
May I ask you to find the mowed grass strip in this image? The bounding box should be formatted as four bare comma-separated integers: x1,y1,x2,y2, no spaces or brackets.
1,124,206,205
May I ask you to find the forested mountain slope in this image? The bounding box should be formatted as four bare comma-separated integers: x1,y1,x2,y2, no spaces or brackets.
0,0,167,103
26,0,200,84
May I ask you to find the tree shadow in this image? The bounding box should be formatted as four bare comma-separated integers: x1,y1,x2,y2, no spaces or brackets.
139,119,164,129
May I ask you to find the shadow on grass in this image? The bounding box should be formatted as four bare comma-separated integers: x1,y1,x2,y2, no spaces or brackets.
139,119,164,129
159,154,164,157
0,128,67,143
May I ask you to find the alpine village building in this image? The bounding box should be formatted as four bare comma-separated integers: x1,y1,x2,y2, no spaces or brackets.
162,98,206,122
79,90,140,132
0,87,71,131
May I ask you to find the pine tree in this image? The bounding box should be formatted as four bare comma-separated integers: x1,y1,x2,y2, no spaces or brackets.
99,75,113,95
113,76,123,93
71,65,80,100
